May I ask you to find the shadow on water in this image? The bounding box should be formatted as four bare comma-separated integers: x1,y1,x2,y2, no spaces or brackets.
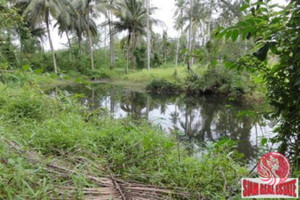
50,83,274,162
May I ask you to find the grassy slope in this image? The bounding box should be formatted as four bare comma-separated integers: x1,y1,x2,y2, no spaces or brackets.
0,72,247,199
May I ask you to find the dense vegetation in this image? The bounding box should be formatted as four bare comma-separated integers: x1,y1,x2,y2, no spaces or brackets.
0,0,299,199
0,72,248,199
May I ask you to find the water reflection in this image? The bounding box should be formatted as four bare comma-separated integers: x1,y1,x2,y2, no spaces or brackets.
54,84,273,161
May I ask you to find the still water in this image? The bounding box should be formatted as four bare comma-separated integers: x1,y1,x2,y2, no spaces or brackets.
53,84,275,162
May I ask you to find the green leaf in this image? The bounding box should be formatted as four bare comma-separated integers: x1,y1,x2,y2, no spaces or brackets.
34,68,44,74
22,65,30,71
237,21,248,27
217,30,226,39
240,3,249,12
224,61,235,69
212,60,218,67
231,29,239,42
260,138,268,146
225,30,232,40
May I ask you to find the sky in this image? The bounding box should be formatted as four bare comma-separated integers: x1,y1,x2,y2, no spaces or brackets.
46,0,287,50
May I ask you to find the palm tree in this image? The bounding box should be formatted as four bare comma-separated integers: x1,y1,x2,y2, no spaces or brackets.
71,0,98,70
162,30,168,63
54,4,76,56
108,1,115,70
22,0,68,73
111,0,159,72
174,0,186,66
98,0,115,69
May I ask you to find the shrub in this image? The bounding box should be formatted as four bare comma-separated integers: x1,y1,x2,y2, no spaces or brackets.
0,86,57,123
146,79,183,93
82,69,111,80
185,65,251,97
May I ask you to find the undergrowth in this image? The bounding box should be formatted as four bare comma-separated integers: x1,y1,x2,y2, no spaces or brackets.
0,73,248,199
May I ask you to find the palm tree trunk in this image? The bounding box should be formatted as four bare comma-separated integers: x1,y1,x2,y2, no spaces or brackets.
188,0,193,70
88,28,95,70
131,32,137,70
146,0,151,70
176,10,183,67
66,31,72,49
175,33,180,66
191,31,196,65
183,34,187,63
109,11,115,69
104,26,107,57
78,33,82,55
125,39,129,74
66,31,73,61
46,17,58,74
208,0,213,41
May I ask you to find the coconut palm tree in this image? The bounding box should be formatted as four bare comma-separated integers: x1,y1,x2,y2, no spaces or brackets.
97,0,115,69
174,0,186,66
162,30,169,63
21,0,69,73
54,5,76,50
110,0,160,73
72,0,99,70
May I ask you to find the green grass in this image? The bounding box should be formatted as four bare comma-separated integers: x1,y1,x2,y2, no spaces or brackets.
106,65,208,91
123,65,188,83
0,73,248,199
0,70,73,89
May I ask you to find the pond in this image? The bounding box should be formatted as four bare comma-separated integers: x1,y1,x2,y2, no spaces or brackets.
51,83,275,163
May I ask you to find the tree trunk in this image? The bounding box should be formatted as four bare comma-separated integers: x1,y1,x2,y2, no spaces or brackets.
109,11,115,69
66,31,73,62
187,0,193,70
207,0,213,41
91,88,95,111
146,0,151,70
131,32,137,70
46,16,58,74
175,34,180,66
104,25,107,57
78,33,82,55
66,31,72,49
191,30,196,65
88,29,94,70
126,36,130,74
175,10,183,66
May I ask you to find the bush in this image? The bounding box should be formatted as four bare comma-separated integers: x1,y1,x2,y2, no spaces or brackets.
82,69,111,80
0,85,57,123
185,65,251,97
146,79,183,93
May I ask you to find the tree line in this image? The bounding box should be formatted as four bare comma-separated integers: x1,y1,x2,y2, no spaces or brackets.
1,0,244,73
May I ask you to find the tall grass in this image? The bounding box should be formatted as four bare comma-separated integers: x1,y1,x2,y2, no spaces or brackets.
0,74,248,199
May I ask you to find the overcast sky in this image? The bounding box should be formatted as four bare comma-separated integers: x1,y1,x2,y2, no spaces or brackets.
47,0,286,50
